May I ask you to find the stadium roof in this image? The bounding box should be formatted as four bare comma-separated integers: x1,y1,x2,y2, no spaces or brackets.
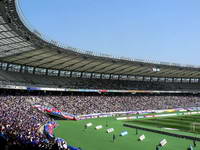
0,0,200,79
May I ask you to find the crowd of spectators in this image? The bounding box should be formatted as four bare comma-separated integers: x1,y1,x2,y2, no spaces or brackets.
1,91,200,150
32,95,200,115
0,95,62,150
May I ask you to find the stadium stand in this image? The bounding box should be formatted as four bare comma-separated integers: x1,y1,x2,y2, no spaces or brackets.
0,93,55,150
1,70,200,91
18,94,200,115
1,0,200,83
1,90,200,149
1,0,200,150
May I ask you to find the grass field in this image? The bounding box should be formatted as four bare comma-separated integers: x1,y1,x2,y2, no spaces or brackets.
54,115,200,150
126,115,200,134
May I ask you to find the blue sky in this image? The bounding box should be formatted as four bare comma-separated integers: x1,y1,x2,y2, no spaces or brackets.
19,0,200,65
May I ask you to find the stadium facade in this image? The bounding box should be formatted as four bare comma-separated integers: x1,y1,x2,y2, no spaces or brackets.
0,0,200,93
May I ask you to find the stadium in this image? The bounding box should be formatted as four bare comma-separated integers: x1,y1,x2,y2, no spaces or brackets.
0,0,200,150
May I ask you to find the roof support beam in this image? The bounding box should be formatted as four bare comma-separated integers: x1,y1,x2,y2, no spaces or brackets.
89,63,114,73
80,62,108,72
111,65,139,75
0,23,8,26
6,49,50,62
154,70,182,78
166,71,191,78
17,53,57,65
0,45,34,55
108,64,131,74
146,68,176,77
49,56,81,69
179,71,199,78
69,60,96,72
0,40,27,47
38,55,71,68
122,67,147,75
59,61,85,70
188,72,200,78
116,66,141,75
127,68,152,76
0,30,13,34
0,35,20,41
96,64,122,74
40,57,75,69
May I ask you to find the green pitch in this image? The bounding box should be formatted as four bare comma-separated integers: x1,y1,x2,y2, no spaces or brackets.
126,115,200,134
54,116,200,150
